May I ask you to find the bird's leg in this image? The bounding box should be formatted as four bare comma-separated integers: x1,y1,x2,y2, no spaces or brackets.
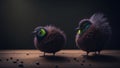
86,51,89,56
98,51,100,55
43,52,45,56
53,52,55,56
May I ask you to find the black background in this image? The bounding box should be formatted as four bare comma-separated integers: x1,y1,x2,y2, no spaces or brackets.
0,0,119,49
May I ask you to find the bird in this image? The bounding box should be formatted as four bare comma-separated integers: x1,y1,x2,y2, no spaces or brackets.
33,25,66,56
75,13,112,55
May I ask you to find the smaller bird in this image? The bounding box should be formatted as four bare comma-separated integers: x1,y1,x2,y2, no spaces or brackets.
33,25,66,56
75,13,112,55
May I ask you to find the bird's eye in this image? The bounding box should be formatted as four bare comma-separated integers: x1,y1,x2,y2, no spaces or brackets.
79,21,91,35
84,24,91,31
77,29,81,34
81,22,91,30
38,28,46,37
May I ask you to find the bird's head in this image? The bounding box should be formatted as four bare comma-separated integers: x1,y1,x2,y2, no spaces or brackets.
33,26,47,40
76,20,92,35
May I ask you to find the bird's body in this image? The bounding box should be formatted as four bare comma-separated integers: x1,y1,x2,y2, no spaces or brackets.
75,13,112,55
33,25,66,56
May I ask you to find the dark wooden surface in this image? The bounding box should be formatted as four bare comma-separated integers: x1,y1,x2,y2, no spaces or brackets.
0,50,120,68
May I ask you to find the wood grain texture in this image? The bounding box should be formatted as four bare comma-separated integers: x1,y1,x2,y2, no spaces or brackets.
0,50,120,68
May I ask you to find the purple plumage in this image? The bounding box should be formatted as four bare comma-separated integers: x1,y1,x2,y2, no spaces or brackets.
33,25,66,56
75,13,112,55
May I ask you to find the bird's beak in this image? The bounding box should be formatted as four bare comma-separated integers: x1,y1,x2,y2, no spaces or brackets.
75,26,80,30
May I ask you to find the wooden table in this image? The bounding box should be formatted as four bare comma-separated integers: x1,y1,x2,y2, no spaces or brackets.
0,50,120,68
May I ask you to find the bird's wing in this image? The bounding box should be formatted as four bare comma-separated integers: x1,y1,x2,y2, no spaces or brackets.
90,13,112,41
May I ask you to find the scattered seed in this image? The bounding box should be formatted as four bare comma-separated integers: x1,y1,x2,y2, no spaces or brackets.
18,63,24,67
16,59,19,61
36,62,40,65
10,57,13,60
26,53,29,55
6,59,9,61
62,53,65,54
13,61,17,63
73,58,77,60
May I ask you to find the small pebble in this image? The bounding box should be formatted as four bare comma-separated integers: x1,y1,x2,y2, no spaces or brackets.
62,53,65,54
6,59,9,61
55,65,59,68
13,61,17,63
26,53,29,55
16,59,19,61
73,58,77,60
18,63,24,67
10,57,13,60
36,62,40,65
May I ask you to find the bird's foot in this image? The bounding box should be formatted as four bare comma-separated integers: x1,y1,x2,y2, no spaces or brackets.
53,53,56,56
86,52,89,56
98,51,101,55
43,52,46,56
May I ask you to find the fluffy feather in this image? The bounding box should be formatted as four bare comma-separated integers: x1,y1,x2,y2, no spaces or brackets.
75,13,112,55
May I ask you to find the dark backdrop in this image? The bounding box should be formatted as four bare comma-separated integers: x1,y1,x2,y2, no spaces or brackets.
0,0,120,49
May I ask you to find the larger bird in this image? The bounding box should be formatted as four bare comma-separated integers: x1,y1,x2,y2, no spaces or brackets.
33,25,66,56
75,13,112,55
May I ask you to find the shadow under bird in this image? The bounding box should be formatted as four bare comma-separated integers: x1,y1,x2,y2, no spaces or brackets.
75,13,112,55
33,25,66,56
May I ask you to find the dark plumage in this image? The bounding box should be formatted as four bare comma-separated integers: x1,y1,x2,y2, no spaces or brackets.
33,25,66,56
75,13,112,55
